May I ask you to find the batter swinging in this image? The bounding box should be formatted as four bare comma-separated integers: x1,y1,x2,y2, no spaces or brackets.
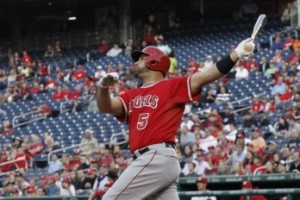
96,38,255,200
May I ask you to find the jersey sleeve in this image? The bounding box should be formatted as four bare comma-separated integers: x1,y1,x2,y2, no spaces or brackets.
170,75,200,103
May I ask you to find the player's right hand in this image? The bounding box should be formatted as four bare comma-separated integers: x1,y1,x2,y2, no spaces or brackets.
96,72,119,88
235,38,255,58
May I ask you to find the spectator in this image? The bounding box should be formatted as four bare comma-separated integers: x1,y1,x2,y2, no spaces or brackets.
271,77,287,96
63,67,74,82
46,176,60,196
264,60,279,77
243,54,258,71
0,151,14,172
264,141,277,164
180,113,194,130
168,51,177,74
272,35,284,51
14,147,33,170
54,41,63,57
235,62,249,79
79,129,99,155
259,56,269,73
191,177,217,200
277,160,287,174
242,112,257,128
289,151,300,173
283,33,294,51
230,161,245,175
240,181,267,200
28,134,45,157
230,144,247,165
44,44,54,57
195,151,212,176
180,126,196,147
281,2,293,23
99,39,110,56
106,44,122,57
287,128,300,150
215,86,231,103
59,177,75,196
48,153,64,174
94,65,106,80
250,127,266,153
1,120,13,135
256,110,270,128
72,65,87,81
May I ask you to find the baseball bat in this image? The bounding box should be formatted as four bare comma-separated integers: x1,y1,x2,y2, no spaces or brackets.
244,14,267,52
251,14,267,40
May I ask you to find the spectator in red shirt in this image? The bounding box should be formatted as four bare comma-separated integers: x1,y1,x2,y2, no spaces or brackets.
283,33,294,51
28,134,45,157
243,54,258,71
280,85,292,102
99,39,109,55
22,51,32,68
52,86,64,100
240,181,267,200
69,85,82,100
251,96,262,112
72,65,87,81
14,147,32,169
45,77,58,91
29,81,41,94
38,103,52,117
0,151,14,172
37,62,49,77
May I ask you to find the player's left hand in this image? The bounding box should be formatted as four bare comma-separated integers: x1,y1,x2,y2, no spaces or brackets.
97,72,119,88
235,38,255,58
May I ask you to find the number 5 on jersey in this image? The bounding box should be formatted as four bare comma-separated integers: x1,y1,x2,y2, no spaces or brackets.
137,113,149,130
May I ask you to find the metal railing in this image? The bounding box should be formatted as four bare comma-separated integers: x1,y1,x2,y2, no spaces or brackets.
47,142,94,163
110,131,128,146
12,110,47,128
0,157,26,175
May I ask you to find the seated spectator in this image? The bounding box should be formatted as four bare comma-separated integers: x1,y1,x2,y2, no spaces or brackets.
289,151,300,173
287,128,300,150
283,33,294,51
0,151,14,172
180,126,196,148
63,67,74,82
259,56,269,73
106,44,122,57
44,44,54,57
59,177,75,196
250,127,266,153
79,129,99,155
14,147,33,169
1,120,13,135
202,89,216,104
272,35,284,51
46,176,59,196
215,86,231,103
54,41,63,57
277,160,287,174
52,86,64,100
37,62,49,77
195,151,212,176
72,65,87,81
29,81,41,94
271,77,287,96
43,133,59,154
98,39,109,55
28,134,45,157
45,77,58,91
243,56,256,71
7,69,17,86
264,60,279,77
48,153,64,174
230,161,245,176
22,51,32,68
94,65,106,80
235,62,249,79
38,103,52,117
0,69,7,89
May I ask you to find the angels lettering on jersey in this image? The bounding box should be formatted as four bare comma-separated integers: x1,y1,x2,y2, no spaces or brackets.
128,95,159,112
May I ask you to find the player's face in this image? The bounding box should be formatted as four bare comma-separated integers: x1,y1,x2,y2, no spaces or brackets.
133,56,149,78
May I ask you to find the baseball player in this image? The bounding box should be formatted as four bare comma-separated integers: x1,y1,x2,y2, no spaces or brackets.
96,38,255,200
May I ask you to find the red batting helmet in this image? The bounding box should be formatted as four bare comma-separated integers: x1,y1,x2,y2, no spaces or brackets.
131,46,170,76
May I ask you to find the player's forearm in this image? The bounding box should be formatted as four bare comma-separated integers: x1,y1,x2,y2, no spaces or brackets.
96,87,113,113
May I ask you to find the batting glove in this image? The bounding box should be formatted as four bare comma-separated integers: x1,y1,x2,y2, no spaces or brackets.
96,72,119,88
235,38,255,58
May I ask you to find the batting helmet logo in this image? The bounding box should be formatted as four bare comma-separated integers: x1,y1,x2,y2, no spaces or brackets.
131,46,170,76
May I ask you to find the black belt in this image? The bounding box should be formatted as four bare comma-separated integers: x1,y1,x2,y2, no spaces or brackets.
132,143,176,160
